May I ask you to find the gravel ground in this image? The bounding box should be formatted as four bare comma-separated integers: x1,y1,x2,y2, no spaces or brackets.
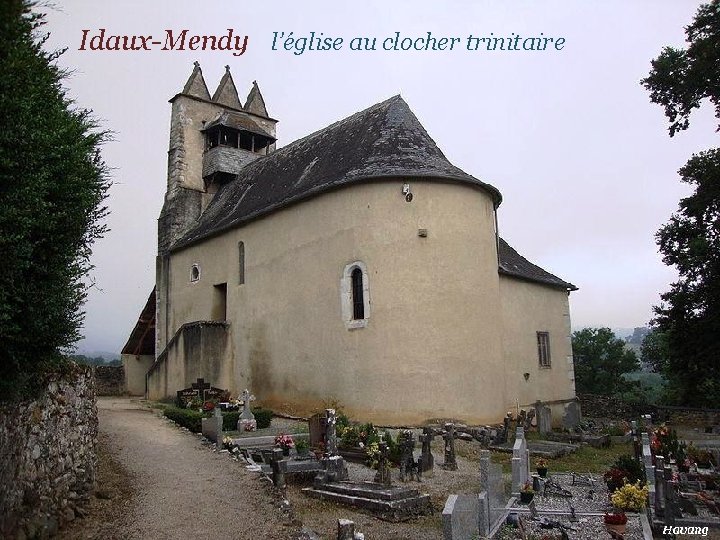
59,397,299,540
59,406,720,539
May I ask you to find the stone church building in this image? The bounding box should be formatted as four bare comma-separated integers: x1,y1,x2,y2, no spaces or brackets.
122,63,578,425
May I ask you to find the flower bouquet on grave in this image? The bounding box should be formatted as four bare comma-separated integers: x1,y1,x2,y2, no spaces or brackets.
222,435,238,453
610,481,648,512
202,401,215,413
603,511,627,535
275,433,294,456
535,457,549,477
519,482,534,504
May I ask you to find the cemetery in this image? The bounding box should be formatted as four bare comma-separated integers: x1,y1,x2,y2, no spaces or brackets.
154,380,720,539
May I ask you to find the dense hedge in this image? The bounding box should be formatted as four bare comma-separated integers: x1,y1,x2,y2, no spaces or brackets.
223,408,273,430
163,407,203,433
164,406,273,433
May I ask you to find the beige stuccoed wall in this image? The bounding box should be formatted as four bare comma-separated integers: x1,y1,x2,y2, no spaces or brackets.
162,179,516,424
121,354,154,396
498,276,576,418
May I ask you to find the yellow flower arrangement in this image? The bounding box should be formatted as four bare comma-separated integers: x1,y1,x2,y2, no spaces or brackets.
610,481,648,512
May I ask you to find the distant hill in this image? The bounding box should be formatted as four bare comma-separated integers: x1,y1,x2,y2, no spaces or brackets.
74,350,120,362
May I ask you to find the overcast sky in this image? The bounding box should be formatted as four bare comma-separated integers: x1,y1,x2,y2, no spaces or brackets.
41,1,715,354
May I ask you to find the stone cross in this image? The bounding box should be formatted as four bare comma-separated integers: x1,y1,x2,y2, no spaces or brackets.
498,413,512,444
325,408,338,456
419,427,434,472
517,410,527,431
374,441,392,486
442,423,457,471
191,378,211,400
240,389,256,420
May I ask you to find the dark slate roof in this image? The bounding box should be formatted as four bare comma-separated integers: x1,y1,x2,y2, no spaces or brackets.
202,110,275,140
120,288,156,355
174,95,502,249
498,238,577,291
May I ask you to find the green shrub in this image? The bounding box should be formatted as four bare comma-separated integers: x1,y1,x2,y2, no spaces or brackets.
163,407,204,433
252,407,273,429
223,411,240,430
614,454,645,484
383,430,402,465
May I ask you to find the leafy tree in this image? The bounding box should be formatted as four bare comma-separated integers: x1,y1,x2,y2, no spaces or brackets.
641,1,720,137
572,328,639,395
640,328,669,373
641,1,720,406
0,1,109,400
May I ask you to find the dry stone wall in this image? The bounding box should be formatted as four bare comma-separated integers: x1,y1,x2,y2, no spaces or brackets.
93,365,125,395
578,393,656,419
0,366,97,539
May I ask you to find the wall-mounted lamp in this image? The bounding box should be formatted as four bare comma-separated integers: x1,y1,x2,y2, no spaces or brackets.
402,183,413,202
523,372,530,381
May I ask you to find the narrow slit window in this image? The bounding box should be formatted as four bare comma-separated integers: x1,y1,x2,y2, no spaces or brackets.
537,331,551,368
238,241,245,285
351,268,364,320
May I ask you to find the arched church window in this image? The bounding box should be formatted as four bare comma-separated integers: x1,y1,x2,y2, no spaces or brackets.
351,268,364,320
341,262,370,329
238,241,245,285
190,264,201,282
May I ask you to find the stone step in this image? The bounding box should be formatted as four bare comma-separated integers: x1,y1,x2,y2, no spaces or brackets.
319,480,420,501
302,485,432,521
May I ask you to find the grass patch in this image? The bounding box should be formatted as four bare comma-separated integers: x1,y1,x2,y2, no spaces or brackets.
488,442,632,474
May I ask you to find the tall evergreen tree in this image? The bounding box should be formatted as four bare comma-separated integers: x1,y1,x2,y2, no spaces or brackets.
0,1,109,399
641,1,720,406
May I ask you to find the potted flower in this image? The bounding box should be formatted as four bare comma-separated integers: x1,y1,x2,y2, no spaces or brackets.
604,512,627,535
610,481,648,512
535,457,549,478
274,433,294,456
295,438,310,457
519,482,534,504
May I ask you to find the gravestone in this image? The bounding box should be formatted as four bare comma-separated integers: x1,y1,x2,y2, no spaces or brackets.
561,401,581,429
536,403,552,435
641,432,655,492
517,410,527,431
201,407,223,444
325,408,338,456
176,378,226,406
479,449,507,528
442,423,457,471
419,427,434,472
398,430,420,482
237,389,257,432
309,412,328,448
442,494,479,540
524,408,535,431
511,427,530,496
337,519,364,540
496,413,512,444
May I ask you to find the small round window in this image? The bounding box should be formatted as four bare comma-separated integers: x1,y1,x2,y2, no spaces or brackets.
190,264,201,282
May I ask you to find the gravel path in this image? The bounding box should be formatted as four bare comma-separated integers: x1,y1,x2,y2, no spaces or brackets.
85,398,297,540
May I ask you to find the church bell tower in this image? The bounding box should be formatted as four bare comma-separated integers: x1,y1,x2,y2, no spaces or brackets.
156,63,277,354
